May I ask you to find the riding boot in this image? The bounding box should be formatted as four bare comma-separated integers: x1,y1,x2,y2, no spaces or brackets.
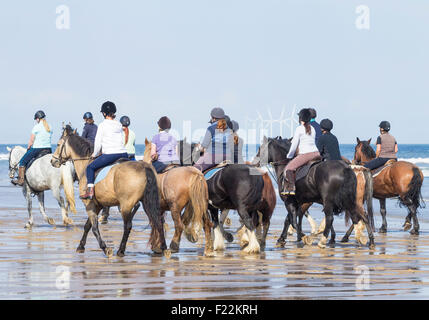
80,186,94,200
11,167,25,186
281,170,296,196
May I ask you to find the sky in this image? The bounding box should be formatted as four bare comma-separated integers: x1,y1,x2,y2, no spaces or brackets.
1,0,428,144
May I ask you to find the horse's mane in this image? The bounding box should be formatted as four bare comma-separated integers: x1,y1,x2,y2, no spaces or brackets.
269,137,291,154
360,141,376,159
64,125,92,157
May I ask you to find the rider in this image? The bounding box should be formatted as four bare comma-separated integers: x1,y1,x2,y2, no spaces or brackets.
364,121,398,170
81,112,98,147
281,108,321,195
151,116,180,173
194,107,232,172
12,110,53,186
309,108,322,144
228,120,244,164
316,119,342,161
80,101,128,200
120,116,136,161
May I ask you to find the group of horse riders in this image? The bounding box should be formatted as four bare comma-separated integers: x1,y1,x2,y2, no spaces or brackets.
10,101,398,200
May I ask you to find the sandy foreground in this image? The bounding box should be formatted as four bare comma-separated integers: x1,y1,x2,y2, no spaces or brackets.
0,193,429,299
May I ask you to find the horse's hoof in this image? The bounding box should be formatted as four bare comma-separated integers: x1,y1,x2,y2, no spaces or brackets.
369,242,376,249
63,218,74,226
76,247,85,253
302,235,314,246
47,218,55,225
225,233,234,243
318,236,327,249
116,251,125,257
379,227,387,234
328,239,336,245
357,236,368,246
163,249,172,259
410,229,419,236
99,216,108,225
105,247,114,257
170,241,180,253
275,240,286,248
403,222,412,232
341,237,349,243
204,249,215,257
24,222,33,229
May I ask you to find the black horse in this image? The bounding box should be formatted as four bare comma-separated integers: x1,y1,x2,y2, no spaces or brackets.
253,137,375,248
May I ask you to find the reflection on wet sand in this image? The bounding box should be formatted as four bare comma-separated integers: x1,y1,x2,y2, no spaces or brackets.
1,205,429,299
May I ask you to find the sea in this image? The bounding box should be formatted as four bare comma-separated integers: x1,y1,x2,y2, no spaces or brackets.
1,144,429,206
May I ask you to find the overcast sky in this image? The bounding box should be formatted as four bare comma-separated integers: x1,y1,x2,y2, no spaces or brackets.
1,0,428,144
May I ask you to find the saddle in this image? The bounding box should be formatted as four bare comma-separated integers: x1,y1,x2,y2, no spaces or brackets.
159,163,180,174
25,149,52,172
371,159,397,177
94,158,130,184
295,158,322,182
203,161,231,180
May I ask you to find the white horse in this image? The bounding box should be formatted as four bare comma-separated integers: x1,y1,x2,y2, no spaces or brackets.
7,146,77,228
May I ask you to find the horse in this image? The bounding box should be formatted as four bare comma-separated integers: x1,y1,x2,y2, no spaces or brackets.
50,125,167,257
8,146,76,228
253,137,375,248
142,138,214,256
354,138,425,234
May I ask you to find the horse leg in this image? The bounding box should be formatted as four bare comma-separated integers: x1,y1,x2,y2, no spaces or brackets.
329,225,336,245
408,204,420,235
277,210,293,248
318,207,334,248
239,208,260,254
202,210,214,256
403,213,412,232
36,192,55,225
219,209,234,243
24,185,34,229
76,218,92,253
87,203,112,257
99,207,110,224
379,198,388,233
117,204,140,257
52,187,72,226
305,211,318,235
341,223,355,243
170,204,185,253
210,207,225,251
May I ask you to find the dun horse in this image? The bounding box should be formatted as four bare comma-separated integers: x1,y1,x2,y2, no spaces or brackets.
51,126,167,257
354,138,425,234
143,139,214,256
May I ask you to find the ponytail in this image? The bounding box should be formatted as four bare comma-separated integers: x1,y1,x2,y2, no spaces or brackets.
233,133,239,145
123,127,129,145
304,122,311,135
217,119,227,131
42,119,51,133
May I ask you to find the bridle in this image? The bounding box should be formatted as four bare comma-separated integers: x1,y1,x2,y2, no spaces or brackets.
8,147,19,178
51,135,92,165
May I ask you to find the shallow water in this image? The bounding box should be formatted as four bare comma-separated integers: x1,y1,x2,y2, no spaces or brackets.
1,186,429,299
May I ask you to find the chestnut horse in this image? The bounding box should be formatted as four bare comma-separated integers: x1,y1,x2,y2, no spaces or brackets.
354,138,424,234
51,126,167,257
143,139,214,256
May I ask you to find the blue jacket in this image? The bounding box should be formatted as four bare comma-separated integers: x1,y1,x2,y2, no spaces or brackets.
201,121,232,163
82,123,98,145
310,121,322,144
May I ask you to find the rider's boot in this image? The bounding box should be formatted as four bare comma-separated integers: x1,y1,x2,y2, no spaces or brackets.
281,170,296,196
80,186,94,200
11,167,25,186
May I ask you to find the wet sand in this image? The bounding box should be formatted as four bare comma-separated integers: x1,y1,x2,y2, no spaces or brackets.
1,200,429,300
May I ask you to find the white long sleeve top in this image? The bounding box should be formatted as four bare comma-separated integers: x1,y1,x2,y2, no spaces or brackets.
92,119,127,157
287,125,318,159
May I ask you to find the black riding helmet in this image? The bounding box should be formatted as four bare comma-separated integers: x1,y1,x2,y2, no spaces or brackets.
320,119,333,131
100,101,117,115
83,112,93,120
298,108,312,123
379,121,391,132
120,116,130,127
158,116,171,130
34,110,46,120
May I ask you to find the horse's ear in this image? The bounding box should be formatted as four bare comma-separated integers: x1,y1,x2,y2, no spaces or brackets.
288,137,293,142
73,129,77,135
356,137,361,144
263,136,268,144
368,138,371,144
6,146,11,152
145,138,150,145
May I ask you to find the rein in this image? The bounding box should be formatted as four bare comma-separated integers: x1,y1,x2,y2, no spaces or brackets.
52,135,92,164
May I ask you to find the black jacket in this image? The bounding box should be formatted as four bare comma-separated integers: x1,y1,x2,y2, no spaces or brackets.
317,132,342,161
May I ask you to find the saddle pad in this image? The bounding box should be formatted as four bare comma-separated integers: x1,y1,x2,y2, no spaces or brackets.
94,164,116,184
296,161,321,182
204,167,224,180
372,160,396,178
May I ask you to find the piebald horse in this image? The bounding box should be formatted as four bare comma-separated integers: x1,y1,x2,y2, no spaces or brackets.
143,138,214,256
354,138,424,234
51,126,167,257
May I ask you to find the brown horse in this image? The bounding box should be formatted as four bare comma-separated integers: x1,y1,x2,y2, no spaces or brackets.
51,126,167,257
354,138,424,234
143,139,214,256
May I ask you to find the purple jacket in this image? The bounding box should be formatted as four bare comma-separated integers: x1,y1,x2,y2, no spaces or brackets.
152,131,179,163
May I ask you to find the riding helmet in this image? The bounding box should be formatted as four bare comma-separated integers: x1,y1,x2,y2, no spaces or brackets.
100,101,117,115
158,116,171,130
210,107,225,120
83,112,93,120
120,116,131,127
379,121,391,132
320,119,333,131
308,108,317,119
298,108,312,123
34,110,46,120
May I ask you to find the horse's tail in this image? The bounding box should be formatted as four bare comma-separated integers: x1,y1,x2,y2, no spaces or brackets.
363,168,375,231
61,162,76,214
402,166,425,210
142,166,167,252
261,172,276,222
336,167,357,223
183,171,209,243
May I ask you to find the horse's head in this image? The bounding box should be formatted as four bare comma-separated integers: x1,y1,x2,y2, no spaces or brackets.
252,136,291,167
143,138,152,164
7,146,26,178
51,125,77,168
354,137,374,165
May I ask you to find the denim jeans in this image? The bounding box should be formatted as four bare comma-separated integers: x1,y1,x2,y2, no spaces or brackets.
86,153,128,184
19,148,52,168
